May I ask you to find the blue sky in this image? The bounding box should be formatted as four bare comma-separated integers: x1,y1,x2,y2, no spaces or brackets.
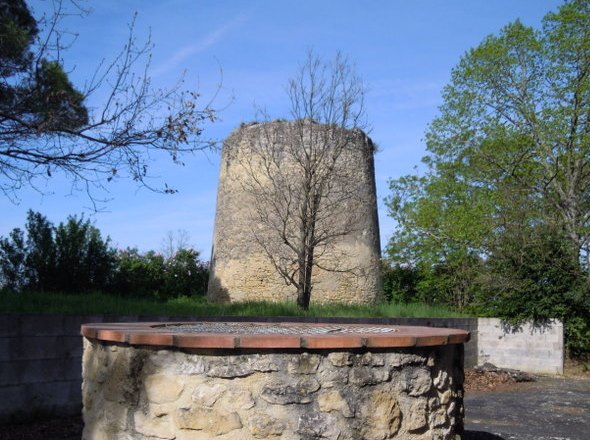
1,0,564,258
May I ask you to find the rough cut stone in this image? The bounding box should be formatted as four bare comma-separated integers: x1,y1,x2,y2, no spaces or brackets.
318,366,349,389
261,378,320,405
360,352,385,366
429,406,449,428
134,411,175,439
247,412,287,438
207,355,279,378
191,383,227,407
349,366,389,386
297,413,341,439
288,353,321,374
400,366,433,396
145,375,184,404
102,350,145,405
406,399,428,432
318,390,354,418
223,389,255,410
327,352,353,367
175,406,242,435
389,352,427,368
360,389,401,440
439,389,452,405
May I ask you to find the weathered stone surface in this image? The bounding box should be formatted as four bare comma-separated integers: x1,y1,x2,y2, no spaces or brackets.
400,366,433,396
261,378,320,405
349,366,389,386
145,374,184,404
406,399,428,432
102,350,145,404
191,383,227,407
434,369,449,390
439,389,452,405
297,413,341,439
83,341,465,440
361,352,385,366
247,412,287,438
208,122,383,305
288,353,320,374
175,406,242,435
430,406,448,428
389,352,427,368
207,354,278,378
359,389,401,440
318,390,354,417
149,350,207,376
222,389,255,410
134,411,175,439
327,352,353,367
318,365,349,389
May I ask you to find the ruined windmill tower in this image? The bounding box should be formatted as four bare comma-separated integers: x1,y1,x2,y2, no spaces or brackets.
208,120,382,304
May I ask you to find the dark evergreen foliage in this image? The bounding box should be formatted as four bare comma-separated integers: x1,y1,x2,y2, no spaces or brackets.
0,210,209,298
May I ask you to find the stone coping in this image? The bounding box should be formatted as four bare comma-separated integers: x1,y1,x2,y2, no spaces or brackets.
81,321,470,349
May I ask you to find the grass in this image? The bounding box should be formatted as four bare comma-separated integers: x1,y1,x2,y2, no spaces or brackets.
0,290,468,318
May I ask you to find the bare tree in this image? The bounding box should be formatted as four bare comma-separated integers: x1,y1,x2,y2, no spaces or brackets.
0,0,216,206
230,51,372,309
161,229,192,259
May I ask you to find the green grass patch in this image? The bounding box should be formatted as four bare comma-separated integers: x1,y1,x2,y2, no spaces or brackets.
0,290,468,318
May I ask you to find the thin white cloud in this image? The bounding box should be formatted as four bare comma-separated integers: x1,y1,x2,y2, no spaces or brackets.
152,13,247,77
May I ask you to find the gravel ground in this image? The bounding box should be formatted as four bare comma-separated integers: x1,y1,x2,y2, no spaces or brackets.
0,369,588,440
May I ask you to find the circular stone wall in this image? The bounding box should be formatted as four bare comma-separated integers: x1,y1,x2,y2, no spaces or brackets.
81,322,469,440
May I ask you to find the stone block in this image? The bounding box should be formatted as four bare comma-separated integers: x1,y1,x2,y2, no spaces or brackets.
191,383,226,407
175,406,242,435
145,374,184,404
134,410,175,439
318,389,353,417
359,388,402,440
247,412,287,438
261,377,320,405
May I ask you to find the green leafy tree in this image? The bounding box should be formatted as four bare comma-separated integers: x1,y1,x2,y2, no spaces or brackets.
386,0,590,355
0,228,26,290
53,215,115,293
163,248,208,298
24,210,56,291
111,249,166,298
0,0,215,203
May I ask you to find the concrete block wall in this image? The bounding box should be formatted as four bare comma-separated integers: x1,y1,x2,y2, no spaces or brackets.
0,314,86,421
477,318,564,375
0,314,561,422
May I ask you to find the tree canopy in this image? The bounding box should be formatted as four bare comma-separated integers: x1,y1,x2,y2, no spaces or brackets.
0,0,215,203
386,0,590,356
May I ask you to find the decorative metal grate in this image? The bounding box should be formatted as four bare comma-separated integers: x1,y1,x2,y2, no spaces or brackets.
152,322,398,335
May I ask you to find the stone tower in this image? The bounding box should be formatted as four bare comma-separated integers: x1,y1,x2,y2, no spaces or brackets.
208,120,382,304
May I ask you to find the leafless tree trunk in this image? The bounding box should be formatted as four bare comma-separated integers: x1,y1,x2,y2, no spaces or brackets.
231,51,370,309
161,229,192,259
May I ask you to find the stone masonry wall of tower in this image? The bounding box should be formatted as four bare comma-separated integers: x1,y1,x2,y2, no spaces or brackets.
208,120,382,304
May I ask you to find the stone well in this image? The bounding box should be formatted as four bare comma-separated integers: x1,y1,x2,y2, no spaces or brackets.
81,322,469,439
